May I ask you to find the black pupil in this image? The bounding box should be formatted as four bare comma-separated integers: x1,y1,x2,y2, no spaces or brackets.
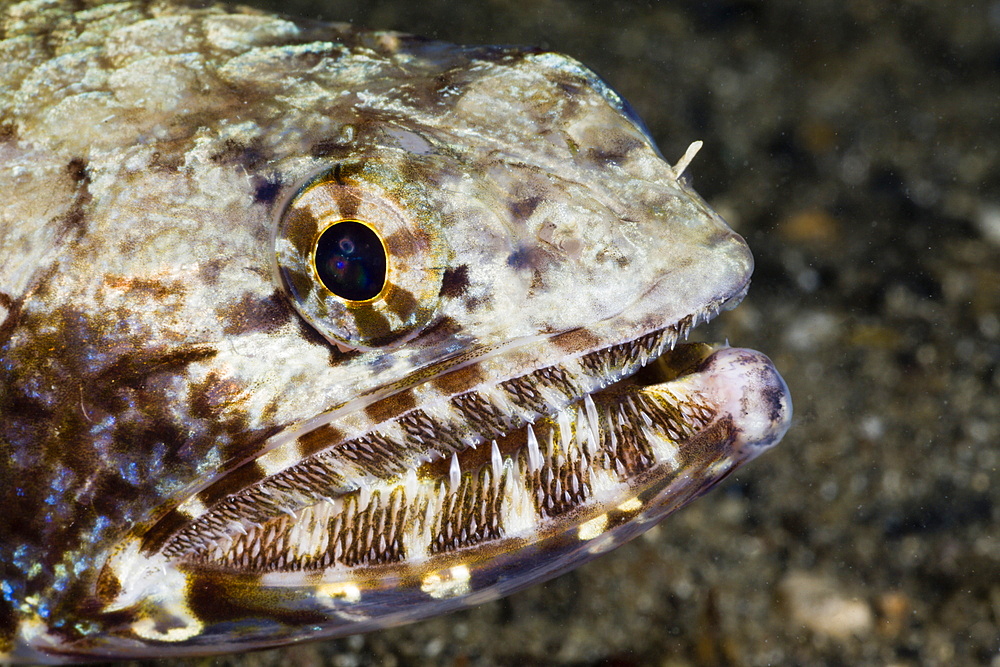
314,220,386,301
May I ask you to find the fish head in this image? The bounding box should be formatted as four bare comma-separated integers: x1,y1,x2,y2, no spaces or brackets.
0,10,787,664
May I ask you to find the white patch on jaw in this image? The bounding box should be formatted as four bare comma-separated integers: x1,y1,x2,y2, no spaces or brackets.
258,439,304,476
102,539,204,642
176,494,208,520
420,564,472,599
577,513,608,540
132,614,203,643
616,497,642,513
315,581,362,605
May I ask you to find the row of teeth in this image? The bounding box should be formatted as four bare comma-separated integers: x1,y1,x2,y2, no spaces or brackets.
163,301,722,560
196,380,709,572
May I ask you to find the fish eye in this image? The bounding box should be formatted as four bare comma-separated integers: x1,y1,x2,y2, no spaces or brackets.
274,160,445,351
314,219,388,302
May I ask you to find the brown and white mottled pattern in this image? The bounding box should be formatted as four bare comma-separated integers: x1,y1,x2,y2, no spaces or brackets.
0,1,790,663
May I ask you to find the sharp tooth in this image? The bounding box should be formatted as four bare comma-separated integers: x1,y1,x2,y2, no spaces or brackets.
404,467,418,499
490,440,503,477
449,453,461,491
608,413,620,455
583,394,599,445
526,423,542,472
557,410,572,454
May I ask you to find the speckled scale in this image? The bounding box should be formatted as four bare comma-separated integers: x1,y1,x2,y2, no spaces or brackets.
0,1,790,663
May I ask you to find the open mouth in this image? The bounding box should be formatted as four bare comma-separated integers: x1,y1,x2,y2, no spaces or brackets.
144,302,790,587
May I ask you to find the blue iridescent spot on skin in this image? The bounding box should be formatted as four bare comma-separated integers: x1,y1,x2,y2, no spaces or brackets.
90,516,111,543
12,545,30,571
120,460,141,485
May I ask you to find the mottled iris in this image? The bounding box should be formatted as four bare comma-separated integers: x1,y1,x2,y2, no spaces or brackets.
314,220,387,301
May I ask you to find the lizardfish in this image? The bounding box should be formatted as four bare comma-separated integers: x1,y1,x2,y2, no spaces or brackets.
0,1,791,662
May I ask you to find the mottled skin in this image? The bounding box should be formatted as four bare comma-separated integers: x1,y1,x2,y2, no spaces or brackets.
0,1,791,663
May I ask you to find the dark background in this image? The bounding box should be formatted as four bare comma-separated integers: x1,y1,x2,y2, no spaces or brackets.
123,1,999,665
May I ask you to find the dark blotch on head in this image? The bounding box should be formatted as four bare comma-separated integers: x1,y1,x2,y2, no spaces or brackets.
105,276,185,300
93,565,122,605
95,345,217,394
364,390,417,424
311,139,353,159
431,362,486,396
199,259,224,285
66,158,90,184
149,150,183,172
59,207,86,235
0,292,21,343
440,264,470,298
588,136,643,166
212,138,266,170
58,158,92,237
418,316,462,343
196,461,268,508
509,196,542,222
761,380,787,424
253,175,282,204
551,328,603,355
188,372,244,420
330,174,360,218
297,423,345,458
280,267,314,306
0,121,18,141
220,291,292,336
506,244,549,271
382,229,421,259
384,285,418,319
679,417,737,469
557,80,584,97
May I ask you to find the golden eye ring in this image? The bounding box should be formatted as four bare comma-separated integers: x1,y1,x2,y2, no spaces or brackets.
274,159,445,351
